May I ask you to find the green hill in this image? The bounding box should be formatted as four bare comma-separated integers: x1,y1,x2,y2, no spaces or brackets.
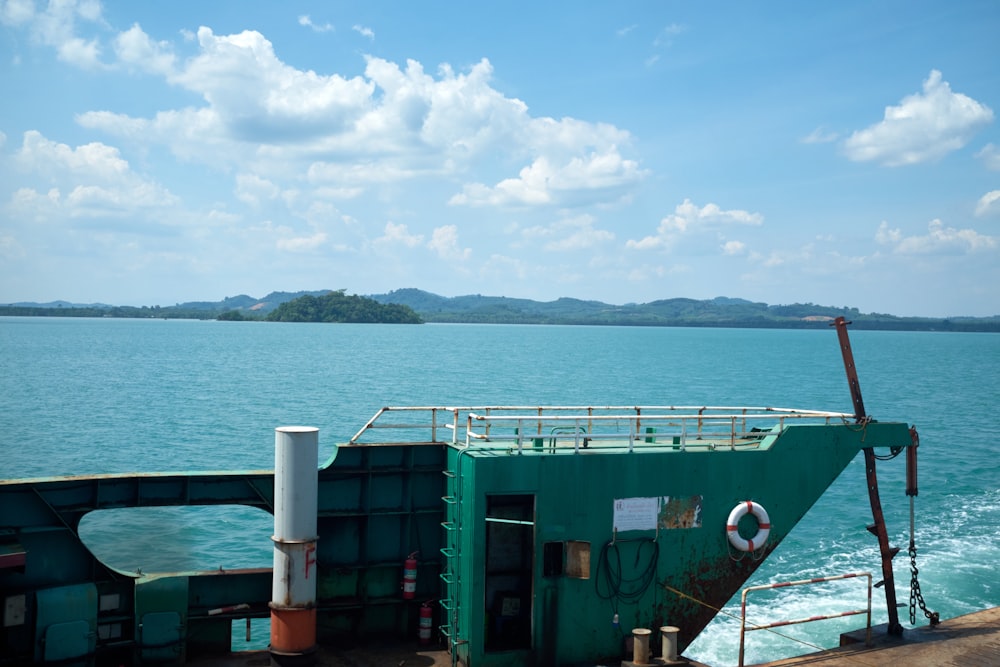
3,289,998,331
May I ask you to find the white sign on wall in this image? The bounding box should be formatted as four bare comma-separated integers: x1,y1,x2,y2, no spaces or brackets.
612,496,659,532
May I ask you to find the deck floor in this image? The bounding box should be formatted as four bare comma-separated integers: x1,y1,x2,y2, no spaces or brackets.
192,607,999,667
749,606,1000,667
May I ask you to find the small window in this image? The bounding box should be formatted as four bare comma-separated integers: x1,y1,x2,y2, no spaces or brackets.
543,542,563,577
541,541,590,579
99,593,121,612
566,541,590,579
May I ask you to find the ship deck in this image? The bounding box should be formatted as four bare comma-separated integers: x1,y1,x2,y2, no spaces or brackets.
192,607,999,667
750,606,1000,667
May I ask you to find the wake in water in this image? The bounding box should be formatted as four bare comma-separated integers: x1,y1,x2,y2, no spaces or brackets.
685,486,1000,666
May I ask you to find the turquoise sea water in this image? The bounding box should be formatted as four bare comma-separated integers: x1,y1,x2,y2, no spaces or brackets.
1,317,998,665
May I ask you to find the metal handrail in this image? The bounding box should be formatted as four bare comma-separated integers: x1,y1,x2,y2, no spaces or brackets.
345,405,853,448
738,572,873,667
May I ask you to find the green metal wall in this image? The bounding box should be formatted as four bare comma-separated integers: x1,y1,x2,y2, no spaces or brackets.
314,442,446,643
0,441,448,665
444,422,912,666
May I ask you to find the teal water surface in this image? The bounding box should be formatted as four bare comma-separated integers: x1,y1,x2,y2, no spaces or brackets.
1,317,997,665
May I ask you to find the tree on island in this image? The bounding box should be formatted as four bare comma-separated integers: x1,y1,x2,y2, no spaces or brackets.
265,290,422,324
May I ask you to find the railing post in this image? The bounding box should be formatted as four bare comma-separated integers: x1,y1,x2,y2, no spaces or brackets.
739,588,750,667
738,572,873,666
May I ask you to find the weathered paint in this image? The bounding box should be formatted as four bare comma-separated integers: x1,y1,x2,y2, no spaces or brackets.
271,426,319,657
441,419,913,666
0,408,915,666
34,583,98,662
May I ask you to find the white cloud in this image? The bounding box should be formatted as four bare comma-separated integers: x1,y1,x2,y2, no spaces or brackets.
77,110,153,139
10,130,177,218
235,173,280,207
652,23,686,48
876,219,996,254
114,24,176,75
627,198,763,250
974,190,1000,217
76,0,102,22
451,148,644,208
18,130,129,180
8,186,61,222
298,15,333,33
0,231,23,260
480,253,529,281
3,2,176,75
276,231,327,252
874,221,902,245
57,34,101,67
16,0,106,68
976,144,1000,171
748,244,816,268
173,28,373,138
722,240,746,255
520,214,615,251
427,225,471,260
801,126,838,144
376,222,423,248
65,182,171,215
352,24,374,40
843,70,994,166
80,34,642,209
0,0,35,26
79,107,237,167
312,185,363,200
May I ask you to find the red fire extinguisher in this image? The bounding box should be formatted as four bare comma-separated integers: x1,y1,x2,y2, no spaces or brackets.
402,551,418,599
419,602,433,644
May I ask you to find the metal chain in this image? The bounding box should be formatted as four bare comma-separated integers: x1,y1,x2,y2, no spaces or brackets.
908,541,940,625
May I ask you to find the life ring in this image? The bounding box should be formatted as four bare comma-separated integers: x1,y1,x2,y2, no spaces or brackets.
726,501,771,552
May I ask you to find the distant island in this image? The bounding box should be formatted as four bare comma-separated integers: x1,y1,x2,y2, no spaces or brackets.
2,288,998,332
261,290,421,324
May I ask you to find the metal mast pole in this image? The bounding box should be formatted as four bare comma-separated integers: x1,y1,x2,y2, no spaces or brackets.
832,317,903,636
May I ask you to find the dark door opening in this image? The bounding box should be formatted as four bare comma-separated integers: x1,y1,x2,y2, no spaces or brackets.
484,494,534,652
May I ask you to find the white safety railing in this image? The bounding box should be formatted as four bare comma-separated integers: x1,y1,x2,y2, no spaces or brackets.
346,405,852,451
738,572,873,667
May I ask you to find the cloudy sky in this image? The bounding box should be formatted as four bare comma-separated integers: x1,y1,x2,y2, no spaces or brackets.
1,1,998,316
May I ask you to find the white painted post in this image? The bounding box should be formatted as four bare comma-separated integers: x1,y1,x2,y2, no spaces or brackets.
270,426,319,665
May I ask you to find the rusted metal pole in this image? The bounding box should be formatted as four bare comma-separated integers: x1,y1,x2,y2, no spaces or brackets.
271,426,319,665
832,316,866,421
832,317,903,636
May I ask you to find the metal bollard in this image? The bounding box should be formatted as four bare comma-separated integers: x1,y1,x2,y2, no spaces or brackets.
661,625,680,661
632,628,652,664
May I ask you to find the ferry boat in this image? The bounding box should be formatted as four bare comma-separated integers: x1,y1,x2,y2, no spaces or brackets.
0,318,929,665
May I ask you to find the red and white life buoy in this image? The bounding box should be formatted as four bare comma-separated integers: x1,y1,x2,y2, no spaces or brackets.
726,501,771,552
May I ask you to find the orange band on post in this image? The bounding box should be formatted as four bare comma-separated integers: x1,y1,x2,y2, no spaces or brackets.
270,606,317,654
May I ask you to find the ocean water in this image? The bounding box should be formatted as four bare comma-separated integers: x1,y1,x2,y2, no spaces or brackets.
1,317,997,665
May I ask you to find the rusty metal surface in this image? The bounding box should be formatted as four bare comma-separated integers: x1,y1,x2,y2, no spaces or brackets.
833,317,903,635
748,606,1000,667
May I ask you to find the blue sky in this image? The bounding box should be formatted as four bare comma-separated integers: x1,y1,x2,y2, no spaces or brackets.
1,1,998,317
